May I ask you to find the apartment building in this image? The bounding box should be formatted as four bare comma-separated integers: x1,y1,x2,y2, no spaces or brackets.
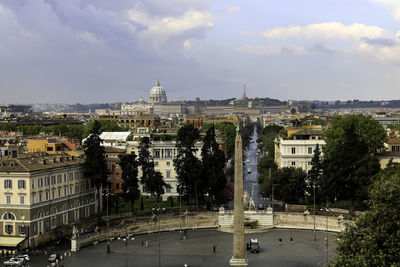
0,155,96,248
126,140,203,199
274,128,325,172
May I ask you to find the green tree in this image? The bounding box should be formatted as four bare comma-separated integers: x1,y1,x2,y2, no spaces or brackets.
119,153,140,216
334,165,400,266
261,124,283,157
201,125,227,208
83,121,109,215
322,115,386,205
307,144,323,203
174,125,203,210
261,167,306,204
257,155,277,185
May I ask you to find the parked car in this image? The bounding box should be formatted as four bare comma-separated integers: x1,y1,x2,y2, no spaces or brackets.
48,253,60,263
3,257,24,266
16,254,30,263
247,168,252,174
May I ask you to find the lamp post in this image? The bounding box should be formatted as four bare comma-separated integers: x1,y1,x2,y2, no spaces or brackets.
313,183,316,241
102,187,112,253
152,206,161,267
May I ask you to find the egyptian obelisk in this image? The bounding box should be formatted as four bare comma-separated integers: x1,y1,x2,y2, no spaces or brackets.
229,127,248,267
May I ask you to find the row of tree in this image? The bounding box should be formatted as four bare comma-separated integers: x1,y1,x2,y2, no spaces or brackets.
83,122,231,215
0,121,125,140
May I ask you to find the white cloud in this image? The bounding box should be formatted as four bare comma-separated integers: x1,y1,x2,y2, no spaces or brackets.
355,40,400,63
235,45,308,55
371,0,400,20
259,22,388,41
183,40,192,49
76,31,105,46
224,6,243,15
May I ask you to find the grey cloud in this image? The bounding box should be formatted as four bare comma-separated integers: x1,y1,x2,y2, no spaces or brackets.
361,37,396,47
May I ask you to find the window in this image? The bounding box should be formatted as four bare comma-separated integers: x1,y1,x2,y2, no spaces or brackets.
308,147,313,154
393,145,400,152
31,195,35,204
51,176,56,185
32,179,35,189
166,171,170,178
3,212,15,220
20,195,24,204
5,225,13,234
64,174,67,183
45,191,49,201
154,161,159,166
154,149,161,158
4,180,12,189
69,173,74,181
18,180,26,189
52,190,55,199
291,161,296,166
308,161,312,166
39,193,42,202
165,149,172,158
6,195,11,204
75,184,79,194
116,173,120,179
45,177,50,186
47,146,54,151
69,185,73,195
58,189,61,198
166,187,171,193
75,172,79,180
166,161,170,166
291,147,296,154
38,178,43,188
64,187,67,196
18,225,26,234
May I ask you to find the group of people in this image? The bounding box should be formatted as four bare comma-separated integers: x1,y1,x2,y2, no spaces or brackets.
278,237,293,245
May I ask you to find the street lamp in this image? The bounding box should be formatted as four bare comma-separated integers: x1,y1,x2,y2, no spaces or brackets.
152,206,161,267
102,187,113,254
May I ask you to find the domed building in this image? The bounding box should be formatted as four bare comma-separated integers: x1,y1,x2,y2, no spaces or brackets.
148,79,167,104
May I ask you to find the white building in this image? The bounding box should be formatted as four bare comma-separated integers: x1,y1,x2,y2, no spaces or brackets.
274,129,325,172
126,140,202,199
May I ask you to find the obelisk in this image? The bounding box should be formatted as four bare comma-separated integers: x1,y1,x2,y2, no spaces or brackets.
229,128,248,267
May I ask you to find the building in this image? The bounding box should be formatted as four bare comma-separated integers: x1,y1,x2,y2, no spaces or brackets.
148,79,167,104
274,128,325,172
0,155,97,248
379,136,400,168
97,114,159,129
104,147,125,194
27,138,78,156
126,140,203,200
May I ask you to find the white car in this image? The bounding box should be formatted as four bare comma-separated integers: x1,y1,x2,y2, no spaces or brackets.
246,159,250,163
17,254,30,263
3,257,24,266
247,168,252,174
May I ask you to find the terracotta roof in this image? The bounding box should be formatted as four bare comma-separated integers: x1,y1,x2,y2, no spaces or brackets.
387,137,400,144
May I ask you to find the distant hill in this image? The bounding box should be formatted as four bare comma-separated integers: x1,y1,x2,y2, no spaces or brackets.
185,97,286,107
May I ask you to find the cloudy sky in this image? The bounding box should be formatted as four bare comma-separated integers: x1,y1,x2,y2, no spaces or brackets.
1,0,400,104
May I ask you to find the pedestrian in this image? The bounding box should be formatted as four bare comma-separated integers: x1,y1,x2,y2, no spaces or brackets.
213,245,216,253
290,237,293,244
278,238,282,245
141,241,144,246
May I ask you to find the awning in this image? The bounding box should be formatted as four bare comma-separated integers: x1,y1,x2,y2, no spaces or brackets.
0,237,25,247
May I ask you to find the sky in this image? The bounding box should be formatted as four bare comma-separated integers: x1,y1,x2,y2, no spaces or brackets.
1,0,400,104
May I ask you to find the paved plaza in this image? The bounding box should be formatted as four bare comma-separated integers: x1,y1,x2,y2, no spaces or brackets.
23,229,337,267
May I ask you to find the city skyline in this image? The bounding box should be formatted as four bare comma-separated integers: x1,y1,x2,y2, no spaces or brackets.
1,0,400,104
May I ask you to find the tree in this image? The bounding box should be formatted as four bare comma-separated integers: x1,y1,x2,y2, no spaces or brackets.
321,115,386,206
334,165,400,266
307,144,323,203
261,167,306,204
83,121,109,215
201,125,227,208
119,154,140,216
257,155,277,185
174,125,203,210
138,137,169,205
